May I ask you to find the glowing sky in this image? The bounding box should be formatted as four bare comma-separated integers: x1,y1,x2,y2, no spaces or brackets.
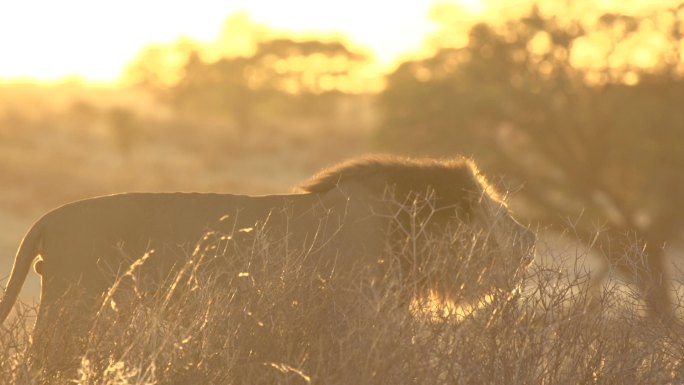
0,0,485,84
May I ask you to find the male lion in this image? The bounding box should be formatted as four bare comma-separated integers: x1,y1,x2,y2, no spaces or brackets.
0,155,535,363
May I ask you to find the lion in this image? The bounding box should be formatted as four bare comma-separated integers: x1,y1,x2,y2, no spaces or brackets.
0,155,535,363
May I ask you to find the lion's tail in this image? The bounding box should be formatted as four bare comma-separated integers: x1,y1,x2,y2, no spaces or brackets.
0,219,44,323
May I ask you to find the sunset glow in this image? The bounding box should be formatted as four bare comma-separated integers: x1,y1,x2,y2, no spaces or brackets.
2,0,674,85
0,0,484,84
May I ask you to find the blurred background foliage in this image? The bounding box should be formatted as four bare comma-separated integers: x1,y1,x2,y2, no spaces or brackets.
2,1,684,304
377,4,684,302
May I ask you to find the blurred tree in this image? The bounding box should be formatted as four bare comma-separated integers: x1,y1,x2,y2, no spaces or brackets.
377,4,684,322
126,27,370,132
169,38,369,130
124,38,200,91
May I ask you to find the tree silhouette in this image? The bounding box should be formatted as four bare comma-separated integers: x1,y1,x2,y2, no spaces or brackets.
169,38,369,130
378,4,684,322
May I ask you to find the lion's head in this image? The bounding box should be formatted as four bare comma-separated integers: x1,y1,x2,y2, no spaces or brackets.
298,155,536,306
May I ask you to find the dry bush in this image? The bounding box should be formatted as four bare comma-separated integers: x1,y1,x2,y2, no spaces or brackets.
1,220,683,384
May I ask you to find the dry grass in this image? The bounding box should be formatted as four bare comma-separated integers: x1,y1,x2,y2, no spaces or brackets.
1,221,683,385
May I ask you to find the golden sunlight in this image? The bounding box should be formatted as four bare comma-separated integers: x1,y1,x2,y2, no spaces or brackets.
0,0,468,85
1,0,673,85
451,0,486,14
0,1,231,84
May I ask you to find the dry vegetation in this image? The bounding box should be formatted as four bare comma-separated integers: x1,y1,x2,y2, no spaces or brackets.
1,216,682,384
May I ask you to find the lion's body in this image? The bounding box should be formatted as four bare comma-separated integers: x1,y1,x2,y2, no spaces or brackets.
2,187,381,321
0,155,535,362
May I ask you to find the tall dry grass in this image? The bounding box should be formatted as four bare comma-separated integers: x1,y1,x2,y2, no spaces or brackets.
1,221,682,384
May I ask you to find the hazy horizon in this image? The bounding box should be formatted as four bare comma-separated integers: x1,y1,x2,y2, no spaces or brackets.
2,0,677,86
